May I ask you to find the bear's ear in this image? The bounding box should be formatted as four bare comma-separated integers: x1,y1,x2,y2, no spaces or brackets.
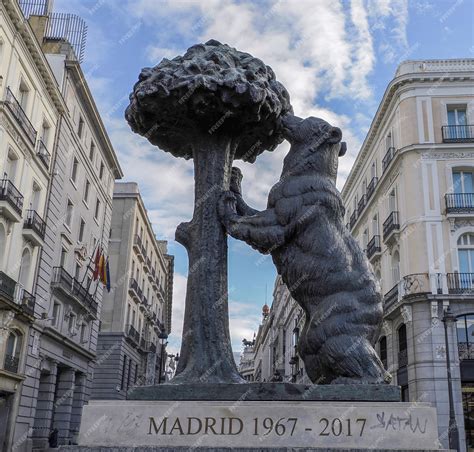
327,126,342,144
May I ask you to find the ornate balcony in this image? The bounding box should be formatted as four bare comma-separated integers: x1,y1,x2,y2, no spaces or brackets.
15,286,35,317
126,324,140,345
51,267,98,317
382,147,397,173
0,270,16,303
458,342,474,360
23,209,46,246
366,235,381,261
445,193,474,214
36,139,51,169
366,177,378,201
3,354,19,373
143,256,151,273
384,284,399,309
357,195,366,216
446,272,474,294
0,179,24,222
133,235,145,261
4,87,37,145
128,278,140,302
442,125,474,143
383,211,400,244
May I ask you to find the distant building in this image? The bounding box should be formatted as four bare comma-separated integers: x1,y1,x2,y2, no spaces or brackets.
91,182,173,399
238,338,256,382
0,1,64,450
341,58,474,451
0,1,123,449
252,279,308,384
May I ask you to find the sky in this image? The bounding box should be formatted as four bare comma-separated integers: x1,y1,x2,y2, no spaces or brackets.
51,0,473,357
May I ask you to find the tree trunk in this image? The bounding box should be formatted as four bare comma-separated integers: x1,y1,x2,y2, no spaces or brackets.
172,134,244,384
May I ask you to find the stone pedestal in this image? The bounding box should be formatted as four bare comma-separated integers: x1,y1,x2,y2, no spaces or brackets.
61,383,446,451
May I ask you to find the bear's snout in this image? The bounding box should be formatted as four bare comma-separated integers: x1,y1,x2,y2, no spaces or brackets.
339,142,347,157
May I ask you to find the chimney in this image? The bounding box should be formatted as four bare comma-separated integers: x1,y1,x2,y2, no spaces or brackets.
28,15,49,44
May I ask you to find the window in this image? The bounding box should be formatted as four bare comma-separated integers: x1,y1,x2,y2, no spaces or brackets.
89,141,95,161
379,336,387,367
78,219,85,242
371,161,377,179
391,251,400,285
71,157,79,184
121,355,127,390
78,116,84,138
80,322,88,343
448,105,467,126
19,80,29,112
68,312,77,332
75,262,81,280
372,214,379,236
126,304,131,326
60,247,68,267
457,234,474,290
83,180,90,203
18,249,31,289
453,171,473,195
5,331,23,373
362,228,369,250
389,188,397,212
385,131,393,151
99,162,104,179
40,120,51,146
94,199,101,220
52,302,61,327
398,324,407,368
456,314,474,360
66,200,74,227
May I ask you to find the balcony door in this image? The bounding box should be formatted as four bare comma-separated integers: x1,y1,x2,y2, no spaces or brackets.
458,233,474,290
448,105,468,140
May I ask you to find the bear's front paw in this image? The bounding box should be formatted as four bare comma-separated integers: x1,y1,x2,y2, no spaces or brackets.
218,191,237,223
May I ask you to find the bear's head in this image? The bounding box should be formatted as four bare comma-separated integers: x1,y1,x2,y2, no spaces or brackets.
280,114,346,182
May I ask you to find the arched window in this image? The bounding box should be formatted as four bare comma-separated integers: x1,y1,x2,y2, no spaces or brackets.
379,336,387,367
391,251,400,285
397,324,407,368
4,330,23,373
18,249,31,289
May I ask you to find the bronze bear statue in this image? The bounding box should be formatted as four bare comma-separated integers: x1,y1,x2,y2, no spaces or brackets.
219,114,392,385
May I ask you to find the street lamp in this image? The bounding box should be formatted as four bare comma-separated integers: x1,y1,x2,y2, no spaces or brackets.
442,306,460,451
158,331,168,384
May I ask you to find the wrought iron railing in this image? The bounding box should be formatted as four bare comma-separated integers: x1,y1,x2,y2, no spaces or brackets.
445,193,474,214
382,147,397,173
16,286,36,317
366,235,381,259
384,284,399,309
51,267,98,316
3,354,19,373
458,342,474,360
366,176,378,200
398,349,408,368
0,179,24,216
36,139,51,169
442,125,474,143
24,209,46,239
4,87,37,144
349,211,357,229
357,195,366,216
0,271,16,302
446,273,474,294
383,211,399,240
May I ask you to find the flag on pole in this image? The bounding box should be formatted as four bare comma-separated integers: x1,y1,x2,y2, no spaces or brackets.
98,254,105,284
106,259,111,292
92,246,101,280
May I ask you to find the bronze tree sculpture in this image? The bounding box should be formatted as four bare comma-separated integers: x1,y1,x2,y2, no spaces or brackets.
219,115,392,384
125,40,292,383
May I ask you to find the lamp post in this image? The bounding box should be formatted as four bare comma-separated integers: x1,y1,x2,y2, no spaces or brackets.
442,306,460,451
158,331,168,384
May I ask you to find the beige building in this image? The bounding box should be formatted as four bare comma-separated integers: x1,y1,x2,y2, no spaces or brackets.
342,58,474,451
91,182,174,399
0,0,65,449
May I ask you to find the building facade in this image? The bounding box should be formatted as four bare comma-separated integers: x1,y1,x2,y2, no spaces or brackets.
1,2,124,450
91,182,173,400
341,58,474,451
0,0,65,450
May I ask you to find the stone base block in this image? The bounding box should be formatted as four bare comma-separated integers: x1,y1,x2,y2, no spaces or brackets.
126,383,401,402
71,400,443,450
61,447,447,452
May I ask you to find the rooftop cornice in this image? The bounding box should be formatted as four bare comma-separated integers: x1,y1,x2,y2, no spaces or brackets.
341,59,474,199
2,0,67,114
